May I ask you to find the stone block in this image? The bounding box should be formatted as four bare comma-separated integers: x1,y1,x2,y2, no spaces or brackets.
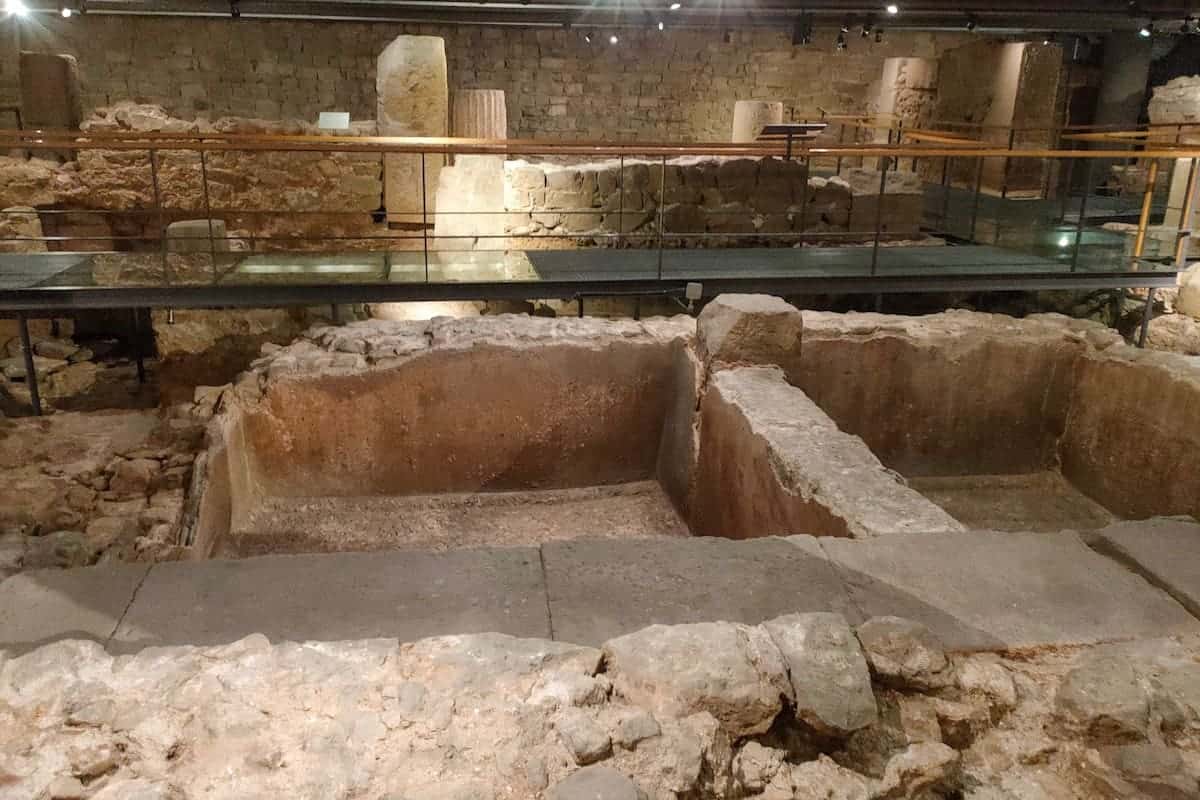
378,36,448,223
697,294,803,367
731,100,783,143
165,219,229,254
20,52,82,132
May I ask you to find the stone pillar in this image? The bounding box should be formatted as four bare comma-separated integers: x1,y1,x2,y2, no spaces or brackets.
869,57,937,168
452,89,507,140
731,101,782,143
377,35,448,226
1148,77,1200,240
435,89,508,253
19,51,81,131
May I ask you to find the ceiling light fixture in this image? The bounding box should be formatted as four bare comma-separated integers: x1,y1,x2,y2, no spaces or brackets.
61,5,73,17
669,2,681,9
609,33,619,44
836,31,847,50
583,32,591,42
5,0,29,17
657,20,664,30
885,4,899,15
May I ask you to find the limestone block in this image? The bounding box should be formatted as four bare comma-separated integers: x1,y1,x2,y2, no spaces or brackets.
1178,264,1200,320
662,203,706,235
377,36,448,224
451,89,507,139
19,52,82,131
432,155,505,249
732,100,783,143
697,294,803,366
705,203,757,235
166,220,229,254
0,207,47,253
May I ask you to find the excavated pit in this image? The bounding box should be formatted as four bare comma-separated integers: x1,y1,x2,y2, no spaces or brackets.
187,306,1200,559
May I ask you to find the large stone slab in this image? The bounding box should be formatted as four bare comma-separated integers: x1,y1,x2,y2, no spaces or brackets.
110,547,548,652
816,531,1200,651
542,535,857,646
0,563,150,655
1086,517,1200,618
377,35,448,224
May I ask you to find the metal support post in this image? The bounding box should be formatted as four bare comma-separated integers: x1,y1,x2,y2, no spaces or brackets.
1131,159,1161,268
421,153,430,282
870,156,890,276
148,148,169,285
656,155,667,280
1000,128,1016,199
1137,287,1157,348
198,150,218,284
617,155,625,250
17,312,41,416
130,308,146,385
968,157,984,243
796,155,810,249
1070,160,1095,273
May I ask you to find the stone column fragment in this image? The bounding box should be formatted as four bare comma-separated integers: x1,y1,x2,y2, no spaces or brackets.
377,35,448,225
731,101,783,143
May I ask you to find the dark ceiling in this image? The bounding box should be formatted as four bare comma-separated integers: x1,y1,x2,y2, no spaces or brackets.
20,0,1200,33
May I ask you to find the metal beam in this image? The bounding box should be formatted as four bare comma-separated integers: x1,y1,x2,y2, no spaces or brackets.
0,271,1180,313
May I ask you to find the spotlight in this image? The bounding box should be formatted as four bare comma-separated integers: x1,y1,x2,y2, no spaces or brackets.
669,1,681,8
1138,22,1152,36
1042,32,1056,44
230,0,240,18
875,27,883,42
966,16,977,32
657,20,664,30
61,5,72,17
583,32,591,42
4,0,29,17
1183,17,1199,34
885,4,899,14
609,33,618,44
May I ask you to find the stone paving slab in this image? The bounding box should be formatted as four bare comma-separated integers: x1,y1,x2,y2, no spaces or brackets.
109,548,549,652
1085,517,1200,618
815,530,1200,652
0,563,150,655
542,535,857,646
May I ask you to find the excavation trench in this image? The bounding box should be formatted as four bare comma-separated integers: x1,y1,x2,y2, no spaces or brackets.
188,311,1200,558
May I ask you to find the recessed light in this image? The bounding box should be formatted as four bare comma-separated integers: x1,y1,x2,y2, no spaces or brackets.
609,34,619,44
885,4,899,14
669,2,681,9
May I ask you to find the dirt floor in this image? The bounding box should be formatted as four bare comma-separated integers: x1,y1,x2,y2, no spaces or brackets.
221,480,690,557
909,471,1117,532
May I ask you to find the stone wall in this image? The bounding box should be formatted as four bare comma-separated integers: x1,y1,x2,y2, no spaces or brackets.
503,158,926,242
16,16,970,141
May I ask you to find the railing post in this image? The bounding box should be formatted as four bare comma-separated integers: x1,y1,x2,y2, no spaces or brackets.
148,148,169,286
421,151,430,282
198,149,219,284
656,154,667,280
1000,127,1016,199
17,312,41,416
968,156,984,243
131,309,145,385
940,155,951,232
1138,288,1157,348
796,154,810,249
870,155,890,276
1070,159,1094,273
617,155,625,250
1131,159,1160,268
835,123,846,176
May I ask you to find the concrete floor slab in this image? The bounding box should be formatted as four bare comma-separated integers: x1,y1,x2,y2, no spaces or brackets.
542,535,857,647
817,531,1200,652
909,472,1116,532
110,548,549,652
0,563,150,655
1086,517,1200,618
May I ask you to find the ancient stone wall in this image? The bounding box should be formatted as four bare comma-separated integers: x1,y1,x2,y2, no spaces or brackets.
502,158,926,242
17,16,970,141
